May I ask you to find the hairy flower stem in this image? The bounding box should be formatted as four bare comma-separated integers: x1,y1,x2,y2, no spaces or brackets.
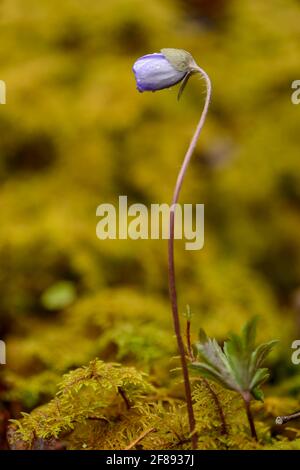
168,67,211,450
243,394,258,441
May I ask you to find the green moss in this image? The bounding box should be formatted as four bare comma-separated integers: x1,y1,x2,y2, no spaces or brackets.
8,360,299,450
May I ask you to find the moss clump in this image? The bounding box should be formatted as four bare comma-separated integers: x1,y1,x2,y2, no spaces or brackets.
8,359,300,450
8,359,154,448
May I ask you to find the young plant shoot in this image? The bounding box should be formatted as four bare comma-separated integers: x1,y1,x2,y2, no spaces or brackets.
191,318,278,440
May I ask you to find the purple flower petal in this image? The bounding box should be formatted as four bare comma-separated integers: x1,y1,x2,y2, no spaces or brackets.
133,53,186,92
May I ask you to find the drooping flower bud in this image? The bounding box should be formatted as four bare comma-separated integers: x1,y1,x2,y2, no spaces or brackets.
133,48,198,93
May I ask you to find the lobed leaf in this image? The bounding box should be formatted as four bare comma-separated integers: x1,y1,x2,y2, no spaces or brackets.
192,319,278,401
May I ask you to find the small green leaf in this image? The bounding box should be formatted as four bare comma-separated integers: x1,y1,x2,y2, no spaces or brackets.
195,334,240,391
249,368,270,391
191,318,278,401
252,387,264,402
242,316,259,351
190,362,233,390
198,328,208,343
250,340,278,374
41,281,76,311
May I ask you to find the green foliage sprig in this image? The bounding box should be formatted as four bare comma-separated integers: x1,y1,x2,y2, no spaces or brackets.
191,318,278,440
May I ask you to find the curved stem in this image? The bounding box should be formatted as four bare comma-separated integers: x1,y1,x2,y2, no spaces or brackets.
168,67,211,450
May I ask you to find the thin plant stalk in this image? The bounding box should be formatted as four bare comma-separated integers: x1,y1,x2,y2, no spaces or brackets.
243,392,258,440
186,317,195,361
168,67,212,450
276,411,300,425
